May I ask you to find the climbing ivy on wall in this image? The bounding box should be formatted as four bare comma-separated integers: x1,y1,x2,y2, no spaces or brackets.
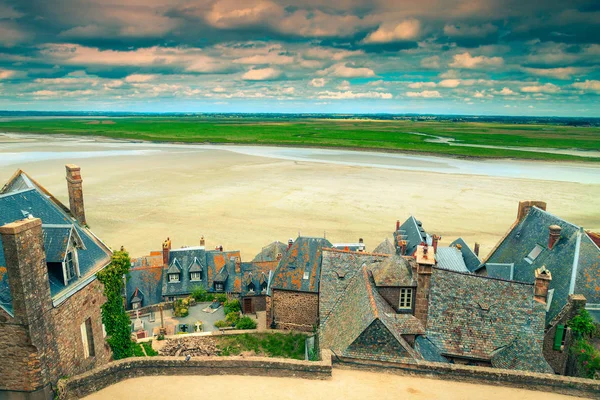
97,250,133,360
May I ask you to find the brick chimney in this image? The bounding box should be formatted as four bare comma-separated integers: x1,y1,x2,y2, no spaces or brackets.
414,245,435,328
235,257,241,274
287,238,294,250
162,237,171,267
517,200,547,222
474,242,480,257
534,266,552,304
0,217,59,387
396,220,400,231
200,236,205,247
432,235,441,254
548,225,562,250
65,164,86,226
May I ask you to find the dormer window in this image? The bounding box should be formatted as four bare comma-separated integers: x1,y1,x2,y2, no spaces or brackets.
190,272,202,281
248,282,256,293
65,250,78,282
168,273,180,283
399,288,413,310
215,282,224,291
260,281,268,292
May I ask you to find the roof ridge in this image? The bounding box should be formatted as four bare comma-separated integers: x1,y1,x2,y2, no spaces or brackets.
530,206,581,230
433,266,533,286
322,247,392,257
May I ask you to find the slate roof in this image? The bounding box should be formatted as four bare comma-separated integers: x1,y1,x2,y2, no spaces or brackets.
240,260,277,297
126,265,163,310
490,325,554,373
370,255,415,287
485,263,514,280
394,216,430,256
271,237,331,293
426,267,550,372
372,238,395,255
205,250,241,293
332,243,365,252
414,336,449,364
0,171,112,316
319,249,389,320
449,238,481,272
42,224,84,263
480,206,600,323
320,266,423,362
435,247,469,273
252,241,288,262
130,253,163,269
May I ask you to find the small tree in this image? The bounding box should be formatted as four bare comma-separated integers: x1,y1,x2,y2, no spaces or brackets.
97,250,133,359
569,309,596,339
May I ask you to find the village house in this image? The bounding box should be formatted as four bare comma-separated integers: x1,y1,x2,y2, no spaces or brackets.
477,201,600,374
0,166,112,399
126,252,163,310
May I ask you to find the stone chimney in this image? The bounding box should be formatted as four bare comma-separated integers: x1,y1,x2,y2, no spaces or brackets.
517,200,547,222
65,164,86,226
432,235,441,254
162,237,171,267
548,225,562,250
235,257,241,274
358,238,365,252
0,217,58,387
414,245,435,328
474,242,480,257
200,236,205,247
396,220,400,231
534,266,552,304
287,238,294,250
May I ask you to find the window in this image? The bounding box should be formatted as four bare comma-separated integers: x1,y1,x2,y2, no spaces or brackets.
168,273,180,283
261,281,268,291
399,288,413,310
80,318,95,358
65,251,77,282
525,245,543,264
132,302,140,310
553,324,566,351
190,272,202,281
215,282,224,291
303,271,310,280
248,282,256,292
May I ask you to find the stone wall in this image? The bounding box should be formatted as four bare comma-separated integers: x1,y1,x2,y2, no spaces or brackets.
334,355,600,399
58,352,333,399
241,295,267,314
272,290,318,332
126,302,173,318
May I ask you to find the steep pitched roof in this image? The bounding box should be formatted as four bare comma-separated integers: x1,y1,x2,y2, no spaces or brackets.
372,238,395,255
320,267,423,362
42,224,84,263
449,238,481,272
240,260,277,296
394,216,430,256
271,237,331,293
435,247,469,273
126,265,163,310
319,249,389,321
205,250,241,293
162,248,206,298
490,325,553,373
426,267,548,369
481,206,600,322
0,171,112,316
252,241,288,262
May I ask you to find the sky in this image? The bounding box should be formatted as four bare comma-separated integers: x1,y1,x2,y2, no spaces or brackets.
0,0,599,116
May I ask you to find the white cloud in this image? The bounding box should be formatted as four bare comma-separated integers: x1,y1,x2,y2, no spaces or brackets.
449,52,504,69
0,70,16,80
317,91,393,99
318,63,375,78
523,67,583,80
438,79,460,88
337,80,351,90
521,83,560,93
474,90,494,99
242,67,281,81
233,53,295,65
572,80,600,92
443,23,498,38
421,56,441,69
125,74,156,83
363,19,421,43
309,78,326,87
406,90,442,98
408,82,437,89
497,87,515,95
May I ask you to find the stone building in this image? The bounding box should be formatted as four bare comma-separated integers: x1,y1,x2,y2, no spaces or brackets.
270,237,331,331
0,167,112,399
239,241,284,314
126,252,164,310
478,201,600,325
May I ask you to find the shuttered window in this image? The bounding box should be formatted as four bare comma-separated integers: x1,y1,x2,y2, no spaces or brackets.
554,324,565,351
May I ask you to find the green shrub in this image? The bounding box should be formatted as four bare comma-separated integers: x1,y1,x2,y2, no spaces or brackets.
572,339,600,378
132,342,145,357
226,311,240,324
173,298,190,317
569,309,596,339
224,299,241,314
215,294,227,303
157,334,165,341
214,319,232,328
235,316,257,330
191,286,214,302
141,341,158,356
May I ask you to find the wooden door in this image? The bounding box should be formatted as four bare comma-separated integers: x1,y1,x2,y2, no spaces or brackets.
243,298,252,314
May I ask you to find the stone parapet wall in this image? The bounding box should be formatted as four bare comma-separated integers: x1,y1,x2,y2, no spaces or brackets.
334,355,600,399
58,351,333,399
126,302,173,317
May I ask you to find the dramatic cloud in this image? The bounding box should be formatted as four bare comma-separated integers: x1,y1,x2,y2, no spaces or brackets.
0,0,598,115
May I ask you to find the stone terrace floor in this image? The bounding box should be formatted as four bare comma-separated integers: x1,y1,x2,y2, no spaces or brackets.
132,302,226,336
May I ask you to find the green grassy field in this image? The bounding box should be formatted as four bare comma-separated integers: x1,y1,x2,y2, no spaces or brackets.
0,117,599,162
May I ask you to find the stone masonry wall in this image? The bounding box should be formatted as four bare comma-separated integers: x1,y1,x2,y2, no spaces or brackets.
273,290,318,332
0,319,44,393
59,353,333,399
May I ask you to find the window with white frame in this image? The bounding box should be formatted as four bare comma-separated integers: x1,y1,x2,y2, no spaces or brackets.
65,250,78,282
399,288,413,310
215,282,224,291
190,272,202,281
168,273,180,283
80,318,95,358
525,245,543,264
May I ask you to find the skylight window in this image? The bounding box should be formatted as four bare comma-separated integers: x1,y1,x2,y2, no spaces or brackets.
303,271,310,280
525,245,543,264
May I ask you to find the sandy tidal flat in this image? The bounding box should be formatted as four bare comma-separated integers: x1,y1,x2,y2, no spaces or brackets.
0,133,599,259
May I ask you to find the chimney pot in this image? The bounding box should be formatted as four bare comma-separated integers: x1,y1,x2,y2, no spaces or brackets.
396,220,400,230
200,236,205,246
65,164,86,225
548,225,562,249
474,242,480,257
359,238,364,244
534,266,552,304
432,235,441,254
162,238,171,267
